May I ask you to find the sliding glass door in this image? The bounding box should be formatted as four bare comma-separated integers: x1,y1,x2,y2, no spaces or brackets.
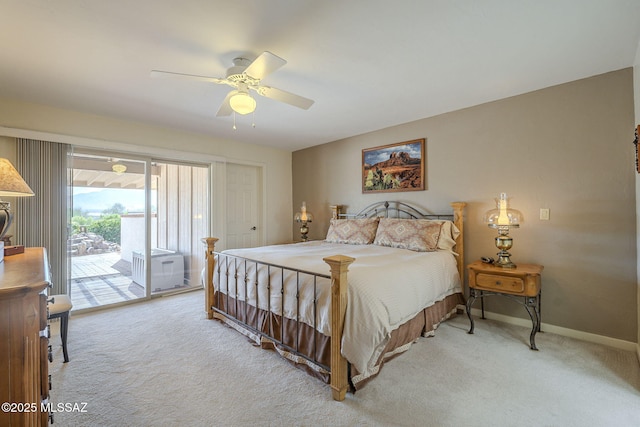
68,150,209,311
69,152,147,309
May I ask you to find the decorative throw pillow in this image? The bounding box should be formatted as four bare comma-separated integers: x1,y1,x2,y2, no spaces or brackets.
325,218,380,245
373,218,442,252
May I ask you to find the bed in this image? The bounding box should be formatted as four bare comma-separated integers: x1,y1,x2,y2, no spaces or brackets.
202,201,466,401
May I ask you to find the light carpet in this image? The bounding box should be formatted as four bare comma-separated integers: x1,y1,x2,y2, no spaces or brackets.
49,289,640,426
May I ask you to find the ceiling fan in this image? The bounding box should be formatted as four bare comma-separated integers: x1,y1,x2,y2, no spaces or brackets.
151,51,314,117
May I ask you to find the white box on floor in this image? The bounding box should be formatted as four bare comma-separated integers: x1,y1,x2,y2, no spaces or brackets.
132,249,184,291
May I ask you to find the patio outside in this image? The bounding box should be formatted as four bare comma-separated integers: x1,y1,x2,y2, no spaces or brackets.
71,251,142,310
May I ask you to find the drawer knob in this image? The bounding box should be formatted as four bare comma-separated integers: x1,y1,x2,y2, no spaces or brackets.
495,280,502,285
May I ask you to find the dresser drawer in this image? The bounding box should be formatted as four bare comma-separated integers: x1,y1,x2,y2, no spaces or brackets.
476,273,524,293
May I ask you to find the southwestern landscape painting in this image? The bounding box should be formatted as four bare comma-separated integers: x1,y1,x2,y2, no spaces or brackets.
362,139,425,193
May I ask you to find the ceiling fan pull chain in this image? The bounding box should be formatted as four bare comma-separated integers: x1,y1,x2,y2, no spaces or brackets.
252,111,256,128
233,112,237,130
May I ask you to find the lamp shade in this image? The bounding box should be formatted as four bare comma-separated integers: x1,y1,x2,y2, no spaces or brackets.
294,201,313,223
229,91,256,115
0,158,34,243
483,192,522,228
0,158,34,197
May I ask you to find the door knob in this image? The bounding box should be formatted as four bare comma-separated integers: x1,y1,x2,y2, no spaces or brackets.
250,226,257,231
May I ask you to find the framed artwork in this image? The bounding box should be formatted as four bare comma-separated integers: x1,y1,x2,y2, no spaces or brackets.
362,138,425,193
635,125,640,174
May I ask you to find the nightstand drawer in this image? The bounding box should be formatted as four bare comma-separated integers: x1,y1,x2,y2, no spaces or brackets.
476,273,524,293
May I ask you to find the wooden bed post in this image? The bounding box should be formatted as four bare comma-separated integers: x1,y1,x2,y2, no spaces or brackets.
201,237,218,319
330,205,342,220
323,254,355,401
450,202,466,286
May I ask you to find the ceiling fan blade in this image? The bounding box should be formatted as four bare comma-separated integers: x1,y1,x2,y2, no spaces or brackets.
150,70,226,84
257,86,314,110
244,51,287,80
216,91,235,117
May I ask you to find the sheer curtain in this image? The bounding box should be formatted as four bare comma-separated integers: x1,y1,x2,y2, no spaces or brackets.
15,138,70,294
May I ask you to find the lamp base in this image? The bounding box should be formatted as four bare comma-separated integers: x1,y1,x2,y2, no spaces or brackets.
494,234,516,268
299,222,309,242
4,245,24,256
495,251,516,268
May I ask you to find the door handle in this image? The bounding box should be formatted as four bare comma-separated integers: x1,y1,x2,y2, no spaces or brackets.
250,226,257,231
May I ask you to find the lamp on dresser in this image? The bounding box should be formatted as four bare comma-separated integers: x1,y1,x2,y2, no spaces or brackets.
294,201,313,242
0,158,34,262
483,192,523,268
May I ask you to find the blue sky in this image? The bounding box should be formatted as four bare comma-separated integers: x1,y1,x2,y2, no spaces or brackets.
363,141,422,166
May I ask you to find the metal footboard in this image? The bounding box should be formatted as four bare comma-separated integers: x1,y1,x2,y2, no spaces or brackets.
212,251,332,371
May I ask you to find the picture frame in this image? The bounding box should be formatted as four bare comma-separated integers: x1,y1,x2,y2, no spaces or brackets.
362,138,425,193
635,125,640,174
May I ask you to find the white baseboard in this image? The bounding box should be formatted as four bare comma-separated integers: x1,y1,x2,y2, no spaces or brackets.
458,305,638,353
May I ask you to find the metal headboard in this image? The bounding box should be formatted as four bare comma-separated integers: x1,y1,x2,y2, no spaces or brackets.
338,201,454,221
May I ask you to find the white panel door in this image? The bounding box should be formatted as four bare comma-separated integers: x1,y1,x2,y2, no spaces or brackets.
226,163,261,249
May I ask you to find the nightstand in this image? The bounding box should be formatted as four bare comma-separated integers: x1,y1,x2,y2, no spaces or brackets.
466,260,544,350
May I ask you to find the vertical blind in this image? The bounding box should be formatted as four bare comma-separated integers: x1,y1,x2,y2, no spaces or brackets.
15,138,70,294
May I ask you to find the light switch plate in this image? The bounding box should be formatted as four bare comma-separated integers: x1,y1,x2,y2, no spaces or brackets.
540,208,550,221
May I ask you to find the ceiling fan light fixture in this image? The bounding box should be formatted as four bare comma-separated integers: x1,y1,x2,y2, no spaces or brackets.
112,163,127,175
229,91,256,115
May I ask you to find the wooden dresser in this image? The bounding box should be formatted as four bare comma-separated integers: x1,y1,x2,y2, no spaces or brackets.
0,248,52,426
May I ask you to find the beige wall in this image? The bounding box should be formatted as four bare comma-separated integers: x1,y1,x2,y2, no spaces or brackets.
0,98,293,246
0,136,16,158
293,68,637,343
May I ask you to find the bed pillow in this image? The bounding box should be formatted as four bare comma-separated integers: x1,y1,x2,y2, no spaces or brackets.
435,220,460,253
325,217,380,245
373,218,442,252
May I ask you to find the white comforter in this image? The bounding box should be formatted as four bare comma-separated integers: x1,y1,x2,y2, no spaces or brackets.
218,241,461,377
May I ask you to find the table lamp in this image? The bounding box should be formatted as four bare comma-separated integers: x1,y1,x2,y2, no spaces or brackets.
0,158,35,261
294,201,313,242
483,192,522,268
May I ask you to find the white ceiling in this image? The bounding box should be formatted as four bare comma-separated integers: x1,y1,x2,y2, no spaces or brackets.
1,0,639,152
